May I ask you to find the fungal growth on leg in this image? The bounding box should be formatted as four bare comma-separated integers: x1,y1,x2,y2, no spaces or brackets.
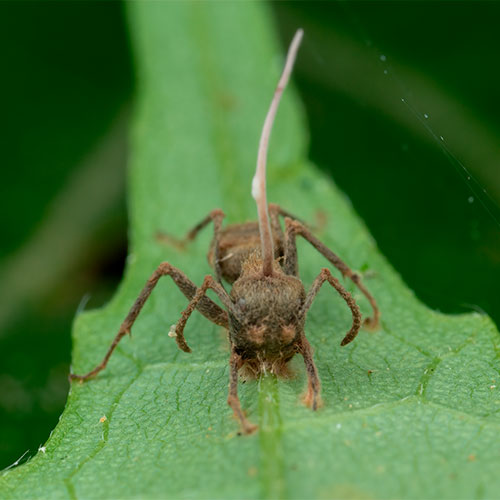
70,29,379,435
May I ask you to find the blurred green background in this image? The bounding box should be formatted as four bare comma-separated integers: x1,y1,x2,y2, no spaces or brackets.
1,1,499,470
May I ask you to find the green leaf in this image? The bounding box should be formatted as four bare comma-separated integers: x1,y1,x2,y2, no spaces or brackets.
2,3,500,499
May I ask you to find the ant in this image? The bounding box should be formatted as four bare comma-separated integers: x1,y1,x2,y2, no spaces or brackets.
70,29,380,434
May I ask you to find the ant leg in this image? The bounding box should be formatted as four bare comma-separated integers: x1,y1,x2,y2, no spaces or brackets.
69,263,228,382
300,268,362,346
228,347,258,434
284,218,380,329
170,274,238,352
269,203,308,227
156,209,225,252
208,210,225,284
268,204,285,253
297,335,322,410
264,203,297,262
159,209,226,285
269,203,310,253
272,203,326,232
282,215,300,277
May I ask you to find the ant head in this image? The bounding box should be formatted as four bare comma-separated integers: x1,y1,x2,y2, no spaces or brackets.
228,258,306,359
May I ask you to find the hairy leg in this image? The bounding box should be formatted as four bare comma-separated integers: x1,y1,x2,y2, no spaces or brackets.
284,217,380,329
269,203,308,227
170,274,238,352
297,335,322,410
268,204,285,253
227,347,258,434
300,268,361,346
69,262,228,382
156,209,226,283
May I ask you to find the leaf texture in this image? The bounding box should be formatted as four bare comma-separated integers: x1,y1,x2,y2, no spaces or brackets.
2,3,500,499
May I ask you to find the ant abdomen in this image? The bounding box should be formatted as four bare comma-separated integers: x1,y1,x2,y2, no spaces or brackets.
208,222,284,284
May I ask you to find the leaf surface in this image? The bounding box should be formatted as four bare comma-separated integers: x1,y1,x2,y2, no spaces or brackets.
2,3,500,499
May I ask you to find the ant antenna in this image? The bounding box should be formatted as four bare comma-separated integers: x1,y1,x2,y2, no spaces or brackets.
252,28,304,277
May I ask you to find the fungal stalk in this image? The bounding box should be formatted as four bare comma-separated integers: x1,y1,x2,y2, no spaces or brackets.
252,29,304,277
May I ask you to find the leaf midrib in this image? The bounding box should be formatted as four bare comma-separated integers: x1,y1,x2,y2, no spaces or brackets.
187,6,287,499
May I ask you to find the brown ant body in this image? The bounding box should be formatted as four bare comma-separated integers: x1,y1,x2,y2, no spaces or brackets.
70,30,379,434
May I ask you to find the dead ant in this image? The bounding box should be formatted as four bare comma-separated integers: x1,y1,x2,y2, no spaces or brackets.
69,29,380,434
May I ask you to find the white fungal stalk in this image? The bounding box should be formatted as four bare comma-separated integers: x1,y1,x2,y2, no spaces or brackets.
252,28,304,276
